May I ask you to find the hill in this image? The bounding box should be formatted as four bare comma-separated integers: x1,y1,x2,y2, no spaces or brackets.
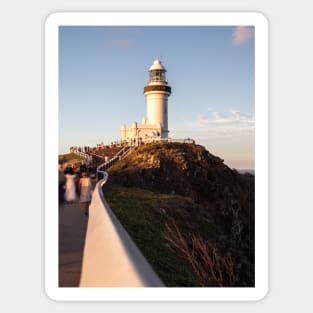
58,152,85,166
105,142,255,287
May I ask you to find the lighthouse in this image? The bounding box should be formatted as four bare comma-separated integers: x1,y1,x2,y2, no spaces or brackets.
121,59,172,142
143,59,172,138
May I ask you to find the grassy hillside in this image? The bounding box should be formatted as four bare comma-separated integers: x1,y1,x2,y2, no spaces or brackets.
105,184,200,286
105,143,255,287
59,152,85,164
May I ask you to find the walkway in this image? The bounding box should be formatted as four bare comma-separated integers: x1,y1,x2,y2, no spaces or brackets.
59,202,88,287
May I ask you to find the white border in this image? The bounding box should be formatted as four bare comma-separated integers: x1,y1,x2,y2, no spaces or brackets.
45,12,268,301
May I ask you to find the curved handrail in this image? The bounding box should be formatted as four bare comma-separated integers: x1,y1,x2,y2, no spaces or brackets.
97,170,108,186
96,144,133,174
79,179,164,287
72,149,93,162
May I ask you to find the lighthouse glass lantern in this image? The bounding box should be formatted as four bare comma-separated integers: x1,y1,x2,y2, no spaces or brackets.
149,69,166,82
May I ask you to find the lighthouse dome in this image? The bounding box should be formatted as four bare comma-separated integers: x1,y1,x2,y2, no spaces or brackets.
149,59,166,71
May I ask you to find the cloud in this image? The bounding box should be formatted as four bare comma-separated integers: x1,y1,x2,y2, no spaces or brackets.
171,110,254,138
200,110,254,128
103,27,144,49
232,26,254,46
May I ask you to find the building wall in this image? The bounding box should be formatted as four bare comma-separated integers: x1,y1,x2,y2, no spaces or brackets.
121,123,161,142
145,91,168,134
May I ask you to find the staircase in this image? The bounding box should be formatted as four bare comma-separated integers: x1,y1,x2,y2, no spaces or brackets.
96,144,134,180
72,149,92,164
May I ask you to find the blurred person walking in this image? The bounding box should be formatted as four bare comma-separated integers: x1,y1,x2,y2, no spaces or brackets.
79,172,93,216
64,167,77,203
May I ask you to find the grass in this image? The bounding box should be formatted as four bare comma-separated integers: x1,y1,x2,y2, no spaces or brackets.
59,153,85,163
104,183,242,287
104,183,202,286
164,220,237,287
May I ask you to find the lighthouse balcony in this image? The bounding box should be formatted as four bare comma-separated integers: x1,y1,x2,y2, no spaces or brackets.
143,85,172,94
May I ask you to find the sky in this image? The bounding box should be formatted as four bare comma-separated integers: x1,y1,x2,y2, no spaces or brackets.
59,26,255,169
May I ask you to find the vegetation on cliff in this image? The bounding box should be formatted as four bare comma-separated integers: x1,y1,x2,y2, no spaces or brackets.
105,142,255,287
58,152,85,164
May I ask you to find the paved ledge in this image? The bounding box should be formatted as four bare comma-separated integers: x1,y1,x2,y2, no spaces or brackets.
79,181,164,287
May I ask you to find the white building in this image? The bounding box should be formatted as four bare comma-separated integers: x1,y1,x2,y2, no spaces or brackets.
121,59,172,142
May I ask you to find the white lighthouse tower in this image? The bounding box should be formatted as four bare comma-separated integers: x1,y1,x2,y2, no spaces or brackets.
143,59,172,138
121,59,172,142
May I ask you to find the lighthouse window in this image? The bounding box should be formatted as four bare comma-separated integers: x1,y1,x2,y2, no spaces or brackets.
151,70,166,81
149,70,166,82
155,70,160,81
156,71,161,80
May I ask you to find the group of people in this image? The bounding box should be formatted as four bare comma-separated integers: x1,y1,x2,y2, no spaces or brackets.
61,167,96,216
70,140,128,156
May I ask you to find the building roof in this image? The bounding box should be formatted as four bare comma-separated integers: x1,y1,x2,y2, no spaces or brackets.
149,59,166,71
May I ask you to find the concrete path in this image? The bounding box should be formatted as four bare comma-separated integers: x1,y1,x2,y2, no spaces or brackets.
59,202,88,287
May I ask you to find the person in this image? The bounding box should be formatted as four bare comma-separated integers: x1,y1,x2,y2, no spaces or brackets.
63,167,77,203
79,172,93,216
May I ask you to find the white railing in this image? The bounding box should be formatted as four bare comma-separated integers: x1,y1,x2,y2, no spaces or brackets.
72,149,92,162
79,179,164,287
96,144,134,174
138,137,195,145
97,170,109,187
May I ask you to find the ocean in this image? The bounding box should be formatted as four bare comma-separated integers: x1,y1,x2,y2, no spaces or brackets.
237,169,255,175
